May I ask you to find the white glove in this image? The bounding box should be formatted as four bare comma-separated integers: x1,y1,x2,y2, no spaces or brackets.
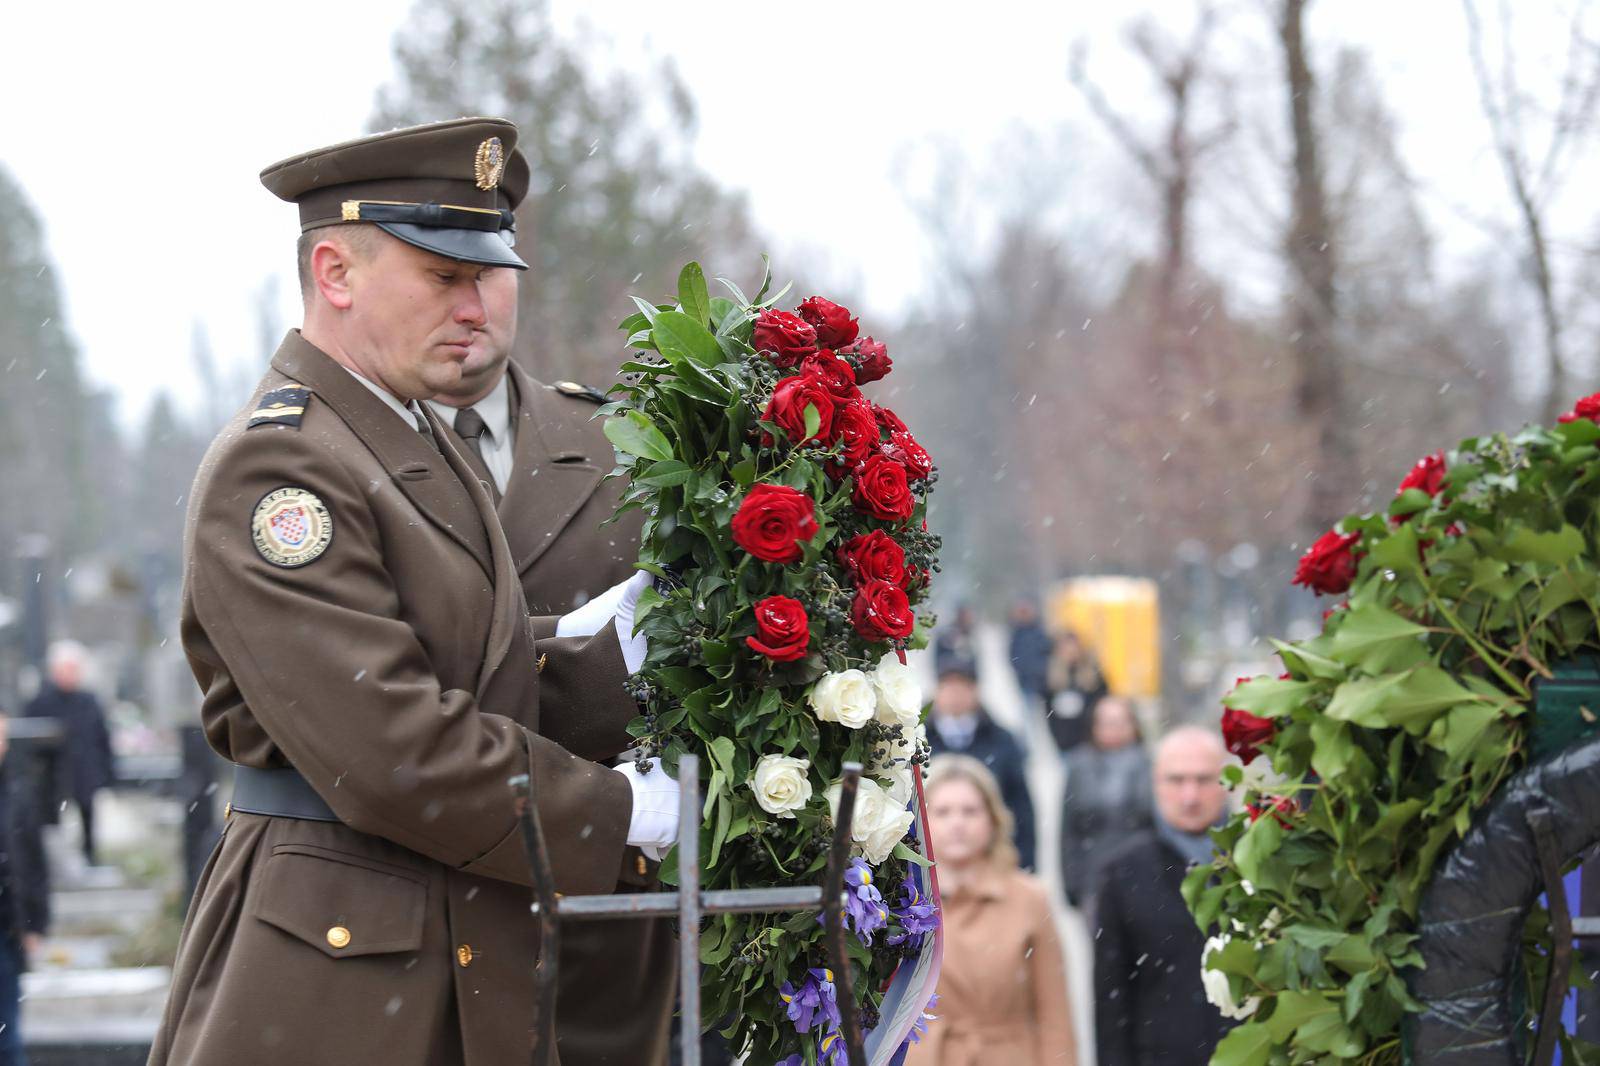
554,570,652,673
613,757,679,860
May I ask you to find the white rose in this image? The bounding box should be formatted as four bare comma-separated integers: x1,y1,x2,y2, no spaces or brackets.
870,656,924,731
750,754,813,819
1200,936,1261,1021
827,777,916,865
809,670,877,730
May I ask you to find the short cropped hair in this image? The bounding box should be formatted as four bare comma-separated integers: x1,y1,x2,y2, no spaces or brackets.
296,224,378,297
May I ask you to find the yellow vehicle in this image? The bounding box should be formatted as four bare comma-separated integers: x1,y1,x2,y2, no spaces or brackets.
1047,576,1160,698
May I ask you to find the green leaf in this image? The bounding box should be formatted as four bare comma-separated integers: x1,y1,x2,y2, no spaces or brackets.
636,460,693,487
603,410,674,462
1225,677,1319,720
1324,665,1481,731
1367,520,1422,574
1502,524,1585,566
652,310,726,368
677,262,711,326
1309,715,1355,782
1210,1023,1273,1066
1327,603,1429,673
802,403,823,442
1264,990,1337,1041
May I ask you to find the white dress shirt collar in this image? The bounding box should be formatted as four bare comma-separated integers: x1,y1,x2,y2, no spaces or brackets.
342,365,425,428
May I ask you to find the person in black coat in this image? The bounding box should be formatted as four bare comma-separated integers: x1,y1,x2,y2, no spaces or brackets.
1006,598,1053,712
24,641,114,864
1092,725,1232,1066
0,714,52,1066
925,658,1037,871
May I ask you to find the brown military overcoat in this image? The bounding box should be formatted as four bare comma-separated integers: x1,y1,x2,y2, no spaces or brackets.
436,360,676,1065
150,333,638,1066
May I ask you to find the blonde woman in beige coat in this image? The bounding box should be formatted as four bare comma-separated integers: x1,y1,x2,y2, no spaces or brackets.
908,755,1077,1066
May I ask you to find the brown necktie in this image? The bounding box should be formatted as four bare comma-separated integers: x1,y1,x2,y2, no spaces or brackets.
454,407,490,465
453,407,500,502
413,410,440,453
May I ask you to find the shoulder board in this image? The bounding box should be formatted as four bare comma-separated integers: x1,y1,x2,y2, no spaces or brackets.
248,384,312,429
551,380,609,405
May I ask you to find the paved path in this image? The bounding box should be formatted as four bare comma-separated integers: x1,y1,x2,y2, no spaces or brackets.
912,625,1096,1064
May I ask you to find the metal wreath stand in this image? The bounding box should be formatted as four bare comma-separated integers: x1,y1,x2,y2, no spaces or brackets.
512,755,873,1066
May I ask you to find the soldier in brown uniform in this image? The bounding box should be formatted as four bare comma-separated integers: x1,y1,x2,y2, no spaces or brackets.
150,118,681,1066
425,220,675,1063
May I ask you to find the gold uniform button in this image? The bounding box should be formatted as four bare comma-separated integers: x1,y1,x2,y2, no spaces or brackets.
326,926,351,949
457,944,474,968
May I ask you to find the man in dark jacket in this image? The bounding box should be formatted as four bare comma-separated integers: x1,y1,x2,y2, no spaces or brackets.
0,714,51,1066
1092,725,1232,1065
925,658,1037,870
24,641,113,864
1006,598,1052,713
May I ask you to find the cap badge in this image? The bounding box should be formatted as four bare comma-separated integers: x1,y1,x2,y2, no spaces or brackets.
474,136,506,191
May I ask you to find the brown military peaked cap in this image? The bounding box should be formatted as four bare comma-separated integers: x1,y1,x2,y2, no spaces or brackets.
261,117,531,269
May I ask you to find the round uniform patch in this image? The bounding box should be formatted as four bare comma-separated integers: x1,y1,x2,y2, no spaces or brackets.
251,487,333,568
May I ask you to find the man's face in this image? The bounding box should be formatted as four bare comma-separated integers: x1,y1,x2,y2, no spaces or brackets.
340,234,503,400
1153,737,1228,834
434,259,518,406
934,675,980,719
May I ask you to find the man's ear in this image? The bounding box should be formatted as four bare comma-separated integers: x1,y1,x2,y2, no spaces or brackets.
311,239,356,311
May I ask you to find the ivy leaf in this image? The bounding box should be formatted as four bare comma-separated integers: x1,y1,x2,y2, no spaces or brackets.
1366,520,1422,575
1325,665,1480,731
1225,677,1319,720
1327,604,1429,673
1501,524,1585,566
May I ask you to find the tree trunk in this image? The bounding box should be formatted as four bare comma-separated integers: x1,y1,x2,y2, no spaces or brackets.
1281,0,1351,531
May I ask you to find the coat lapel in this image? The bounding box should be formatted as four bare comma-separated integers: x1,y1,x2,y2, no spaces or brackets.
418,404,520,698
269,332,494,579
499,362,608,577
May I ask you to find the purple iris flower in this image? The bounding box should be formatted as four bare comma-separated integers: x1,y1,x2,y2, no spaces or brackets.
779,967,842,1034
819,1027,849,1065
886,880,941,949
817,858,890,944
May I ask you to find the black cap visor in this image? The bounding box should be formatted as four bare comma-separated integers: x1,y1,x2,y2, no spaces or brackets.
375,221,528,270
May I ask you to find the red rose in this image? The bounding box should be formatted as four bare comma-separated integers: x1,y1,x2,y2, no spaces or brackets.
797,296,860,350
800,350,860,401
731,483,820,563
1397,452,1447,497
843,336,892,384
852,453,916,522
837,530,908,587
1246,796,1296,827
873,403,907,435
827,399,880,478
762,372,837,447
883,429,932,480
746,595,811,662
1293,529,1361,595
851,579,915,642
1221,696,1276,764
1559,393,1600,424
753,309,820,368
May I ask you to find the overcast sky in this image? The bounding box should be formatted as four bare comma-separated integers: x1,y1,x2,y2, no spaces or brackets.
2,0,1591,427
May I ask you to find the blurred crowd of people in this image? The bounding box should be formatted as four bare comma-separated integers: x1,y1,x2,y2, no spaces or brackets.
912,599,1235,1066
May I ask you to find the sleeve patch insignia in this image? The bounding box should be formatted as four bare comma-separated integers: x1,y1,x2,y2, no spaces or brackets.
252,487,334,568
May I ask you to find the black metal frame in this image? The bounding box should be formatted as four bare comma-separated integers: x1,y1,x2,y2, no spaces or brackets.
511,756,872,1066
